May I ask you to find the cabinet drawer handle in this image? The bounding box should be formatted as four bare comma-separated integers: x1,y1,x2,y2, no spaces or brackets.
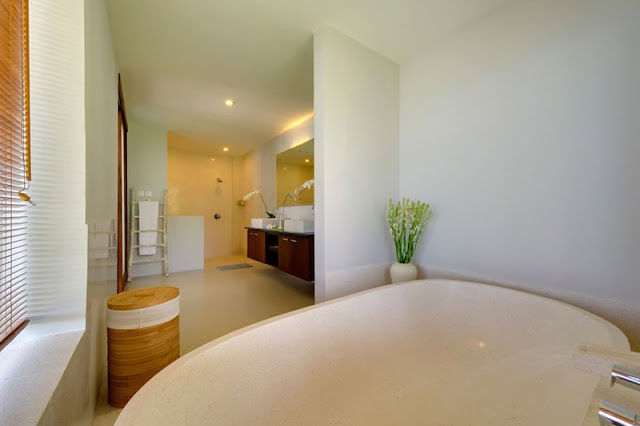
290,239,297,243
282,237,289,241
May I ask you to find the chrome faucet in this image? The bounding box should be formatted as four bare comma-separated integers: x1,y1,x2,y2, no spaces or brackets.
611,364,640,392
277,208,289,229
599,401,638,426
599,364,640,426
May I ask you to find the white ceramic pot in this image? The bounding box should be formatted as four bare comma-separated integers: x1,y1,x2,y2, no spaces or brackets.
390,262,418,283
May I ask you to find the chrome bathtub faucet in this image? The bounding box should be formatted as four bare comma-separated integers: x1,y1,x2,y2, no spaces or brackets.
611,364,640,392
599,401,638,426
599,364,640,426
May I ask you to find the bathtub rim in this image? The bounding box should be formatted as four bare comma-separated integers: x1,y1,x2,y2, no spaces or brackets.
115,278,630,424
179,278,630,358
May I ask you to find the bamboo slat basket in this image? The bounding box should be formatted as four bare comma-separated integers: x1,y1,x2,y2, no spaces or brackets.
107,286,180,408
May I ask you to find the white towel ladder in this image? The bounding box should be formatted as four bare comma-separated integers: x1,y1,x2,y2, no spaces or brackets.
127,188,169,281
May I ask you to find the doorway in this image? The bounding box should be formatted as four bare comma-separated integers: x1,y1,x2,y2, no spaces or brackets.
117,75,128,293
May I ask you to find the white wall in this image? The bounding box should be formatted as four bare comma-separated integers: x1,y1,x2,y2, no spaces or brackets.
167,216,204,273
82,0,120,422
314,26,399,302
231,156,245,255
399,0,640,349
127,121,168,277
128,121,168,202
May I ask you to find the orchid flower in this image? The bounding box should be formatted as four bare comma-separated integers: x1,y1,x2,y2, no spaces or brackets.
294,179,314,196
242,190,275,218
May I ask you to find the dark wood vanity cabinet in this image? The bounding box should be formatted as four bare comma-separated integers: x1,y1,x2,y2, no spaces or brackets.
247,229,266,263
278,234,314,281
246,228,314,281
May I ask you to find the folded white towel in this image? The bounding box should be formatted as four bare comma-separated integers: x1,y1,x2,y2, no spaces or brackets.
138,201,159,255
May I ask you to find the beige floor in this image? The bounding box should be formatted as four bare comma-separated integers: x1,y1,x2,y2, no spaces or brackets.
92,256,314,425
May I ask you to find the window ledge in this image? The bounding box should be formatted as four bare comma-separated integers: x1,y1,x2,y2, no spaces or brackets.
0,327,83,425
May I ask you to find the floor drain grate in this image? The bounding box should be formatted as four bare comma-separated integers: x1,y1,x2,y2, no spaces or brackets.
217,263,253,271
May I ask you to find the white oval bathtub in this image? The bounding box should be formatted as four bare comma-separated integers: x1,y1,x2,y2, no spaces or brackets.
115,279,628,425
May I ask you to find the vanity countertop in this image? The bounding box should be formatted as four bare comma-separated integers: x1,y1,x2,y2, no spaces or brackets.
245,227,314,237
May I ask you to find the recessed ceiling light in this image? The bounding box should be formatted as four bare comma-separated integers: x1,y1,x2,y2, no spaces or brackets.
224,99,235,107
210,157,216,161
223,147,229,152
304,159,310,163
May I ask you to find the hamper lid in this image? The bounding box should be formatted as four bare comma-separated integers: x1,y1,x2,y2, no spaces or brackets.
107,286,179,311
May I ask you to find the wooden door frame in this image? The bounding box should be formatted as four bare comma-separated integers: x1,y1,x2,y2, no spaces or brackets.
117,74,129,293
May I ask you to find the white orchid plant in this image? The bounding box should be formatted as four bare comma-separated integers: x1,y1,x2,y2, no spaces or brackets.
281,179,315,206
294,179,314,197
386,198,432,264
242,190,275,218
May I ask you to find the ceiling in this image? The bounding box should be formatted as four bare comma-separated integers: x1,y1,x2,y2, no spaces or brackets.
107,0,514,155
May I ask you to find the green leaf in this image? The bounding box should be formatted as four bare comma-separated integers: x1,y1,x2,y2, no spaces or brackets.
386,197,433,263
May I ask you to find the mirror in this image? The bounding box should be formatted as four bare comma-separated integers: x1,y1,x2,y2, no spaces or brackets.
276,139,314,206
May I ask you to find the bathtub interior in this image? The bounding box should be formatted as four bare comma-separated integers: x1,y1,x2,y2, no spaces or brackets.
117,280,628,425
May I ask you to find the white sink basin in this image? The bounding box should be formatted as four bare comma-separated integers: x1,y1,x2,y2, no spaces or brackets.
251,218,279,229
284,219,314,233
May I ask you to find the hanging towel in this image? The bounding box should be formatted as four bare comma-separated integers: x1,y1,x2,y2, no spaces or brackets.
138,201,159,255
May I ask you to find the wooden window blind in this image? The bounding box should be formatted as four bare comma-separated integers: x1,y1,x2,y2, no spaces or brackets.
0,0,30,346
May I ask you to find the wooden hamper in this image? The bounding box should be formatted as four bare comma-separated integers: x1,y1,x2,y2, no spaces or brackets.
106,286,180,408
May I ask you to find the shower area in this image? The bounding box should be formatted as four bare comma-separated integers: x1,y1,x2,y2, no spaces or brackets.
166,132,245,266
